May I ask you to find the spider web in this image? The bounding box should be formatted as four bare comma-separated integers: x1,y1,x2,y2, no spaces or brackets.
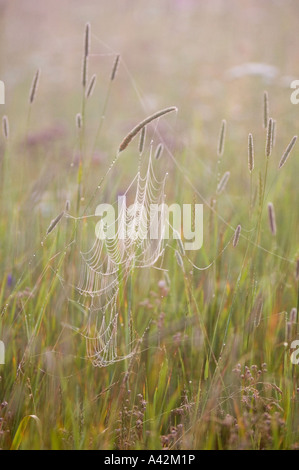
73,148,168,367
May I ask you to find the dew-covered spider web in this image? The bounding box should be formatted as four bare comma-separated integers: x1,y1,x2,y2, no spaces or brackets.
69,148,168,367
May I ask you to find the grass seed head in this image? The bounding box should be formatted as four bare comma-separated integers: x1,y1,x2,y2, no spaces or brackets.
46,211,65,235
111,54,120,81
265,117,273,158
217,171,230,195
2,115,9,139
139,126,146,155
84,23,90,58
217,119,226,157
155,143,164,160
76,113,82,129
248,133,254,172
233,224,241,247
118,106,177,153
86,74,97,98
278,136,297,169
290,308,297,324
29,69,40,104
267,202,276,236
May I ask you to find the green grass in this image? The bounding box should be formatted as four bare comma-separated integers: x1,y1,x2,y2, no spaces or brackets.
1,1,299,450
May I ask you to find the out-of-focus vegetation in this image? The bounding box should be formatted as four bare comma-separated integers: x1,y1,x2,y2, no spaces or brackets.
0,0,299,450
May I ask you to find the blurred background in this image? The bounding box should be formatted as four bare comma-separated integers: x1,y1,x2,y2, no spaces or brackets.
1,0,299,138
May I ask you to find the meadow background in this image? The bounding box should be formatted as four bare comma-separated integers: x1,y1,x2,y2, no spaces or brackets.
0,0,299,450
